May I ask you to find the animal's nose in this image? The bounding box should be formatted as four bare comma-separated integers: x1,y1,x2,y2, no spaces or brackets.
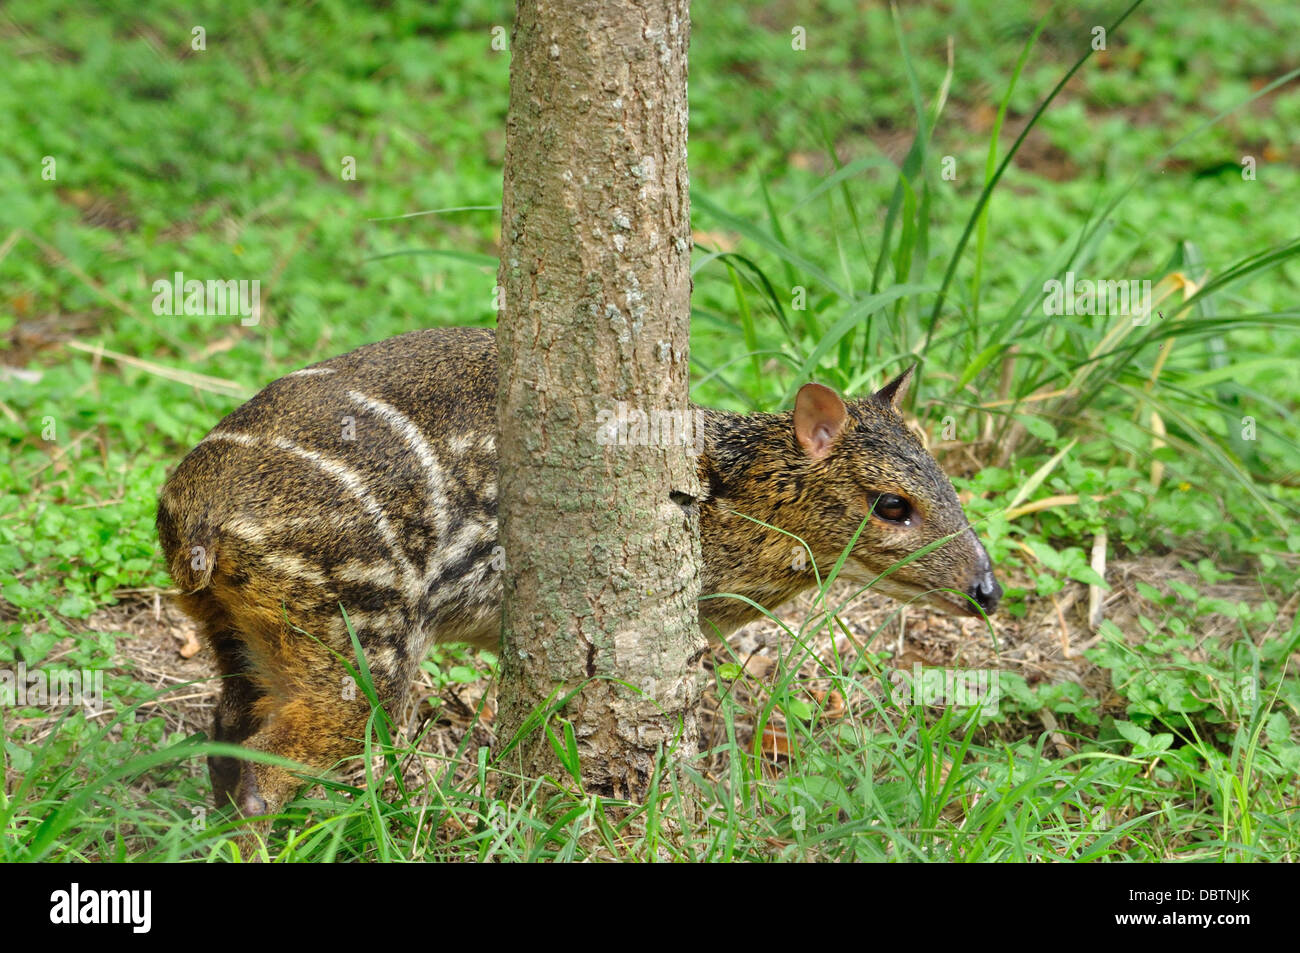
967,571,1002,615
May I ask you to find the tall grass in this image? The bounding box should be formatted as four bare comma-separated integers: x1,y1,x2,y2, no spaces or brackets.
688,1,1300,549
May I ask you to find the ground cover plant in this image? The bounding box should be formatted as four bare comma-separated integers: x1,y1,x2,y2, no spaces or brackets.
1,0,1297,861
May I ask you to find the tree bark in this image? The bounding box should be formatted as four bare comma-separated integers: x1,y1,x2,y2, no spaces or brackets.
496,0,702,800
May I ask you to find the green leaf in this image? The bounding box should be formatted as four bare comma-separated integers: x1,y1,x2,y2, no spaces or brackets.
785,699,814,722
717,662,742,681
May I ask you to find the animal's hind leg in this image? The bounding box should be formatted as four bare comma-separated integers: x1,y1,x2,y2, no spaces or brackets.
230,625,408,822
208,628,265,810
178,591,268,810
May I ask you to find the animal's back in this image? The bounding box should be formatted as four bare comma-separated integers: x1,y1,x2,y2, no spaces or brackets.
158,327,502,707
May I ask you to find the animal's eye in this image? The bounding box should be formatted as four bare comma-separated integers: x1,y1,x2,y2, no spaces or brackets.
873,493,912,524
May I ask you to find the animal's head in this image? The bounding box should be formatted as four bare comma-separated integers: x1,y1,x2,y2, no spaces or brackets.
791,368,1001,618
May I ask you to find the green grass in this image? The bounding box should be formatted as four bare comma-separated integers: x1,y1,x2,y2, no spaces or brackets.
6,551,1296,862
1,0,1298,861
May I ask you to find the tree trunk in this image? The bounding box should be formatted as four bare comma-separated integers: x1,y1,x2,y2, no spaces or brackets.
495,0,702,801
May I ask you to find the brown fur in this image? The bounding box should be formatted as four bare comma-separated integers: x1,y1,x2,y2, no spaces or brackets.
157,327,999,828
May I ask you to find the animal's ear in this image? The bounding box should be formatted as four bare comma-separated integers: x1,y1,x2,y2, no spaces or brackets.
872,364,915,414
794,382,848,459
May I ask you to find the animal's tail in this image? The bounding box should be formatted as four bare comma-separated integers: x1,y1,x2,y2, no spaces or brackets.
156,486,219,592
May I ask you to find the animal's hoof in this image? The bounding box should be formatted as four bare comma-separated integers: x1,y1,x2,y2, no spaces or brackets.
237,765,269,816
241,790,268,817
